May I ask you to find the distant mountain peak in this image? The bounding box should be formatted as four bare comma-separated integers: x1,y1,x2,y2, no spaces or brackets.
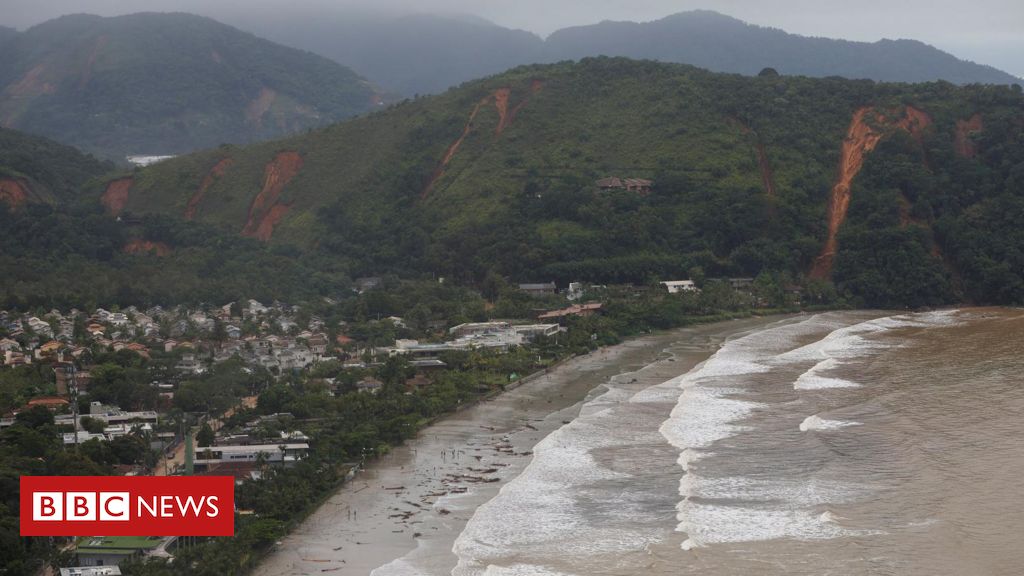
0,12,382,159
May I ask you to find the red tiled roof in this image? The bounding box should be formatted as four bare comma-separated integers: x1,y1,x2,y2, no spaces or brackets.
27,396,69,407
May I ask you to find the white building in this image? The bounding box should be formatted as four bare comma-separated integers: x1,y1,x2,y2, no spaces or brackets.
661,280,699,294
193,443,309,471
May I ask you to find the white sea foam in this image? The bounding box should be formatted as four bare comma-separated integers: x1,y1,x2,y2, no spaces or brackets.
661,314,896,551
794,358,861,389
451,385,658,576
370,556,429,576
480,564,576,576
677,501,864,548
681,473,865,505
799,415,862,432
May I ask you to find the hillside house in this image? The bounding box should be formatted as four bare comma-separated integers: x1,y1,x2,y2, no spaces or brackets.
518,282,557,296
596,177,653,194
661,280,699,294
354,277,382,293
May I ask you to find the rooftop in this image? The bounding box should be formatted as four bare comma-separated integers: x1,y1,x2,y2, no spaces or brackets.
60,567,122,576
76,536,162,553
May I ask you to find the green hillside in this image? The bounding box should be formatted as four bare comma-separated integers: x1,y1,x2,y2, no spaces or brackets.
0,126,112,206
112,58,1024,307
0,13,381,159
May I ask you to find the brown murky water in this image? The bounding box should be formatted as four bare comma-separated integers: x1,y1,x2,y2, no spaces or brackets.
446,309,1024,576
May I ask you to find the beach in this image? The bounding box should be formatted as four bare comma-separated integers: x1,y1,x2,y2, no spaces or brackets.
253,315,783,576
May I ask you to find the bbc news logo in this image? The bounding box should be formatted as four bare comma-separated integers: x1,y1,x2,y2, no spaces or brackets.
20,476,234,536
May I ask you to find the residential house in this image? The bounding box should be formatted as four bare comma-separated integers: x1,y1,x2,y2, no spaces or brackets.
356,377,384,393
193,443,309,471
307,334,328,357
62,431,106,445
596,176,653,194
354,277,382,293
511,324,562,340
661,280,699,294
176,354,204,375
449,322,511,338
27,317,53,338
518,282,557,296
566,282,585,301
74,536,163,567
60,566,122,576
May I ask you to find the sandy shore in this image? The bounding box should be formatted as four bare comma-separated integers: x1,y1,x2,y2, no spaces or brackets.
253,316,786,576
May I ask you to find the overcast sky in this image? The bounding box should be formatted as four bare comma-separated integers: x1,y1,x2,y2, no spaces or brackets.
3,0,1022,77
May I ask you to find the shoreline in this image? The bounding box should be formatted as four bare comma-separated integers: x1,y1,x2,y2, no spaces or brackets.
253,314,793,576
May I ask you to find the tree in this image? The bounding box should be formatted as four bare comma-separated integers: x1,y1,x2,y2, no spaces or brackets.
480,271,508,302
80,416,106,434
196,423,215,448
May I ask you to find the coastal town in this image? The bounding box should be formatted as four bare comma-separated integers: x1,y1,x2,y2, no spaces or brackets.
0,274,806,572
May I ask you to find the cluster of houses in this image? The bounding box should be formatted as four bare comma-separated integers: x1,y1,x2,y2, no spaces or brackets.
0,299,332,371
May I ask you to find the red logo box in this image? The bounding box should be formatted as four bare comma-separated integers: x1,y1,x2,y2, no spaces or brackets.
20,476,234,536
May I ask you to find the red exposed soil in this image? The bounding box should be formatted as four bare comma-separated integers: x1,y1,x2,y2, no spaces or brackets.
78,35,108,90
123,240,171,256
493,88,511,135
421,81,542,198
734,120,776,197
252,204,291,242
185,157,233,220
754,141,775,198
810,106,933,279
101,178,133,216
241,151,303,241
421,97,488,198
246,87,277,127
0,178,30,209
954,114,983,158
7,64,56,99
509,79,544,124
897,106,932,142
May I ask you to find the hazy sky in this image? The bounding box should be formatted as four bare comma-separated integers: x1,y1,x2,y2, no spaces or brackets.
3,0,1022,77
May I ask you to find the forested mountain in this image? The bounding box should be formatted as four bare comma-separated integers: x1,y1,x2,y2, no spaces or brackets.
0,126,111,206
0,13,382,159
65,58,1024,308
222,9,1021,96
544,11,1020,85
231,11,543,97
0,26,17,46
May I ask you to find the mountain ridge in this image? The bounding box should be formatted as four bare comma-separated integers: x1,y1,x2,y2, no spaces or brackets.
0,12,383,159
219,9,1021,96
95,57,1024,307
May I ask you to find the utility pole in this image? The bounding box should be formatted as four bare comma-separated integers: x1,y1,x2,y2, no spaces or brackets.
69,363,80,450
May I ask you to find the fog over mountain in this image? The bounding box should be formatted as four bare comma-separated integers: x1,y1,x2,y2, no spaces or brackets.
4,0,1023,79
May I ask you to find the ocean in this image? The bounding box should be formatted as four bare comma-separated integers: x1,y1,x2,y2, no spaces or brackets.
443,309,1024,575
